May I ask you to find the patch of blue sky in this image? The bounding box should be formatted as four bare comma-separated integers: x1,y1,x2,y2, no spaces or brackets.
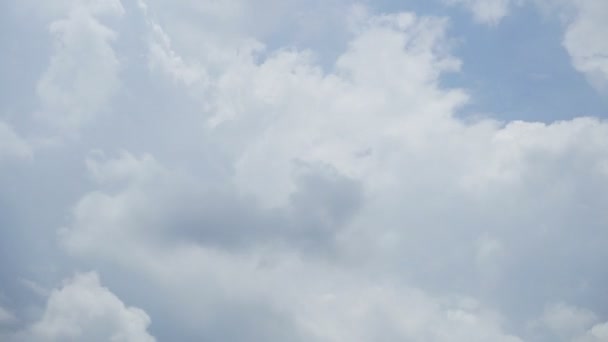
372,0,606,122
263,0,607,123
444,2,607,122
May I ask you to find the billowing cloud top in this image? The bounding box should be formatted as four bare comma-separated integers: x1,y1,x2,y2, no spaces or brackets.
0,0,607,341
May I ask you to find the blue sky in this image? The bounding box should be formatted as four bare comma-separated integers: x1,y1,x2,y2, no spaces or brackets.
365,0,607,122
258,0,608,122
1,1,608,341
445,2,606,121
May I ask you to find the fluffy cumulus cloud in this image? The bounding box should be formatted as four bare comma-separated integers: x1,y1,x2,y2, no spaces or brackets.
561,0,608,93
1,0,607,341
35,0,124,133
11,272,155,342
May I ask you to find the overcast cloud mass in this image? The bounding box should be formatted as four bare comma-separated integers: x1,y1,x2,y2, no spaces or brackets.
1,0,607,341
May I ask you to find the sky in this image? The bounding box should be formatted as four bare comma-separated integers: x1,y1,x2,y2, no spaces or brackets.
0,0,607,341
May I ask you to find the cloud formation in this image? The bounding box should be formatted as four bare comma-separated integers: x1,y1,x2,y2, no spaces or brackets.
13,272,155,342
0,0,607,341
35,0,124,133
562,0,608,93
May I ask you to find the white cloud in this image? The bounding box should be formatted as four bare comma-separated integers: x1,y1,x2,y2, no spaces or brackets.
294,284,522,342
60,151,172,261
61,172,522,340
35,0,124,133
541,303,598,339
536,303,608,342
1,0,608,340
55,8,608,340
575,322,608,342
578,322,608,342
15,272,155,342
562,0,608,93
212,11,467,207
